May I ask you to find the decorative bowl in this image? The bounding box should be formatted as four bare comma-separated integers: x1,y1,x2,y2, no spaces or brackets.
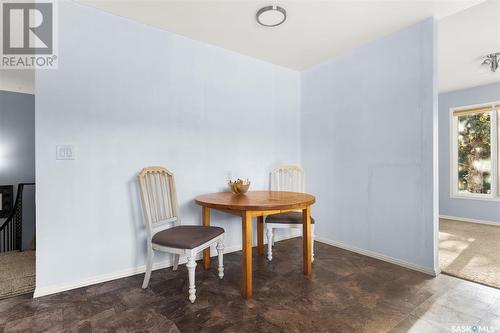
228,179,251,194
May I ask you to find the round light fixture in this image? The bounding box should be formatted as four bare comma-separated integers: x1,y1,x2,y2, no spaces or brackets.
256,5,286,27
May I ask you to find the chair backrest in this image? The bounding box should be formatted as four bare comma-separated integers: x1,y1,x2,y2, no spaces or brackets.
138,166,180,232
270,165,305,193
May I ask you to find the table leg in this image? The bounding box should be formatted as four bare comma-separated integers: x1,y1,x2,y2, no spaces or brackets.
302,206,312,275
242,211,253,299
257,216,264,256
202,206,211,270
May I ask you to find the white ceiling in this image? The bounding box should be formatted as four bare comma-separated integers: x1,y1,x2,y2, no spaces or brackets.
0,70,34,95
76,1,498,93
0,2,495,97
79,1,480,67
438,0,500,93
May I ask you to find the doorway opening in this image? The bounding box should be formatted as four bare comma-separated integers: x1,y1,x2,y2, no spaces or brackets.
0,73,36,299
438,0,500,289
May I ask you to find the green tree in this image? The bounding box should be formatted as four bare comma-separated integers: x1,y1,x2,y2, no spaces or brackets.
458,112,491,193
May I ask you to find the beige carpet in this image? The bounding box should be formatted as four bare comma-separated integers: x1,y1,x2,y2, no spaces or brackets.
440,218,500,289
0,250,35,299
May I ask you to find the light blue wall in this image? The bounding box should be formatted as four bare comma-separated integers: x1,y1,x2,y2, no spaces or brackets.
439,82,500,224
301,19,438,272
35,1,300,292
0,91,35,250
35,0,440,292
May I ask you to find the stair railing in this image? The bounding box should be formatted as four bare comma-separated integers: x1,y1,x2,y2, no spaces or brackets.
0,183,35,253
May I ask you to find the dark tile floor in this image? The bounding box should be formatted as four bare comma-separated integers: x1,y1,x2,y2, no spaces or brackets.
1,238,500,332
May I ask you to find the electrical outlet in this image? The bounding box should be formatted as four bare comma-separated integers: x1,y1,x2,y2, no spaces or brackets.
56,145,75,160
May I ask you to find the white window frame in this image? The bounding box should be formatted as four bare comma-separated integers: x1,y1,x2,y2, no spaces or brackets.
450,101,500,201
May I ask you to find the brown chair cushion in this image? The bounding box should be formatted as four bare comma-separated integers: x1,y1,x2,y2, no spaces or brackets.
152,226,224,249
265,211,315,224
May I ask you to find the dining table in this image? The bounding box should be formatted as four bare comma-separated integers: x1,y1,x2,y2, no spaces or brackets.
195,190,316,299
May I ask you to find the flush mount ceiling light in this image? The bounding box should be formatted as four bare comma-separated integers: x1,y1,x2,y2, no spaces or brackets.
256,5,286,27
482,53,500,72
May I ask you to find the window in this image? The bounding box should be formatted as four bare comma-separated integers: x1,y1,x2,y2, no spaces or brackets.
451,103,499,200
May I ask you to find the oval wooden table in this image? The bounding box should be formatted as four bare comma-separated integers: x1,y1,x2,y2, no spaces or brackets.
195,191,316,299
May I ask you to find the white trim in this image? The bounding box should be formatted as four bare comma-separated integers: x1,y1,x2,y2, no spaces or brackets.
449,102,499,200
315,237,439,276
439,214,500,227
33,233,297,298
450,194,500,202
450,107,458,197
451,101,500,113
34,254,193,298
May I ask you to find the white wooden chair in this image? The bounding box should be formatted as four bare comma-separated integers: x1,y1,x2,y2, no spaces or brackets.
265,165,315,262
138,166,225,303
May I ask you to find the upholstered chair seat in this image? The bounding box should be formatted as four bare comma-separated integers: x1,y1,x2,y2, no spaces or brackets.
152,226,225,249
265,211,315,224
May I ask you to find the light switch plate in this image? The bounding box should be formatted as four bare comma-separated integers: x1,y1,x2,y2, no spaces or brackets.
56,145,75,160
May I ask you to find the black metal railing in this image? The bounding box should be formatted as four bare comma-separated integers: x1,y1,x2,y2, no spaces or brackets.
0,183,35,253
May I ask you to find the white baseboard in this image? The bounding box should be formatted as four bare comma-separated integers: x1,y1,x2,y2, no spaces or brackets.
315,237,438,276
33,233,297,298
439,215,500,227
33,256,183,298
